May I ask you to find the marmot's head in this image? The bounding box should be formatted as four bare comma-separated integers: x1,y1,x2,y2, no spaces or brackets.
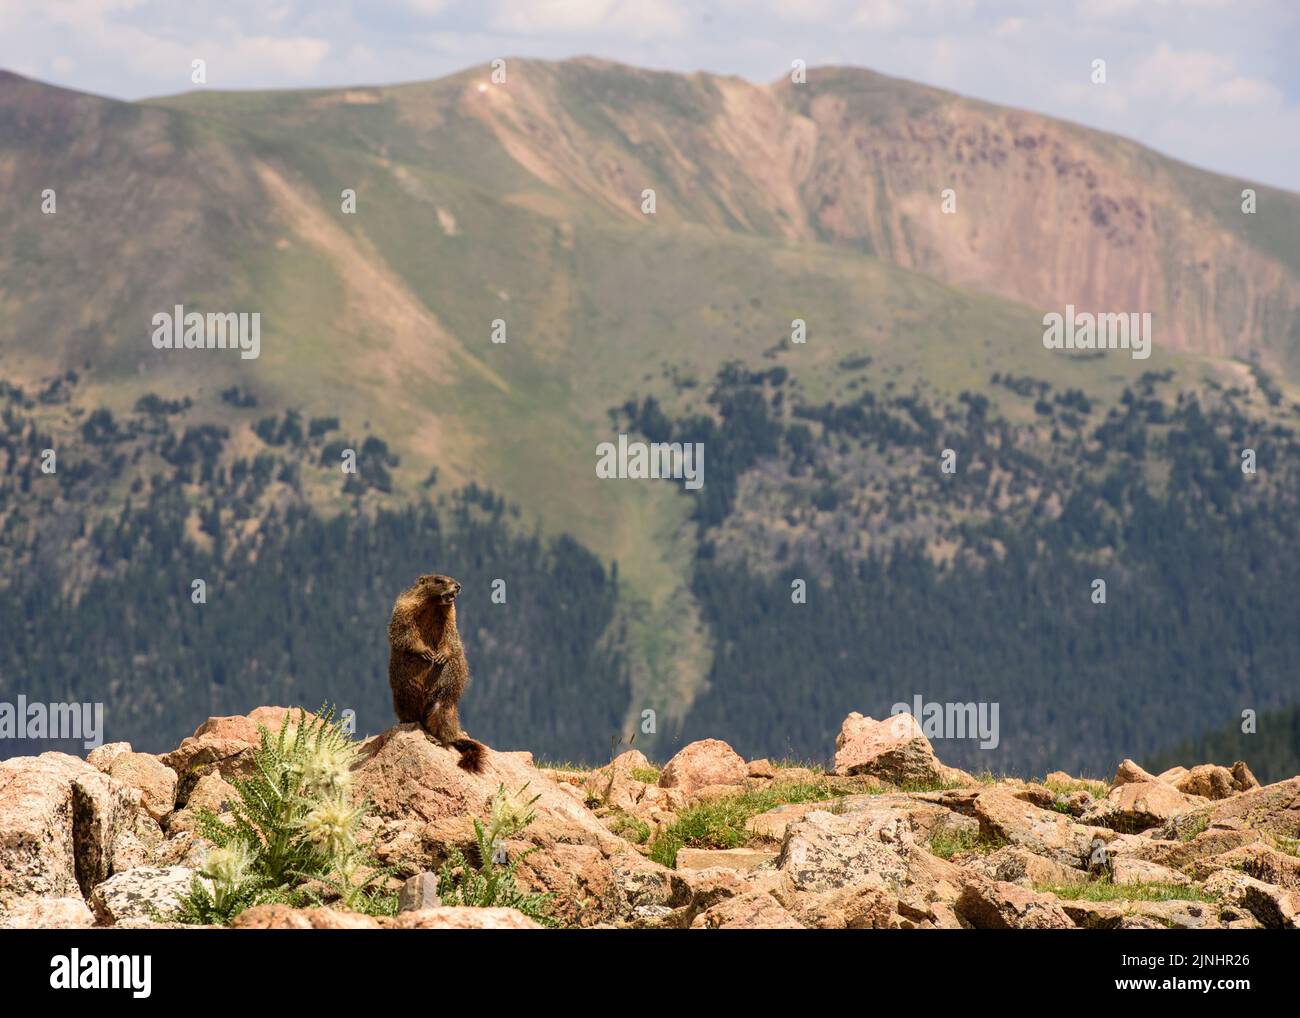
415,573,462,604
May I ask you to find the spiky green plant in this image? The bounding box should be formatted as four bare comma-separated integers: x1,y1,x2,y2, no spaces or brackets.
176,705,395,924
435,784,555,926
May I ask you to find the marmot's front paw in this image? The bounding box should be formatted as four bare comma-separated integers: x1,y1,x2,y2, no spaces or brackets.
423,647,448,665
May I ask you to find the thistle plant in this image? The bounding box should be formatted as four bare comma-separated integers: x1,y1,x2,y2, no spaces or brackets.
435,783,555,926
176,705,396,924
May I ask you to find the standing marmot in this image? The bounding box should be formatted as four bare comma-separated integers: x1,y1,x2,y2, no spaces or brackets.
387,573,486,773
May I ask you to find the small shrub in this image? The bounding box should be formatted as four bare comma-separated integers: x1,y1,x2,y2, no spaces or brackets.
176,706,394,925
435,784,555,926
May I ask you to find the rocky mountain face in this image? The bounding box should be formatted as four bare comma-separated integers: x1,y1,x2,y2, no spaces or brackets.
4,58,1300,775
2,708,1296,930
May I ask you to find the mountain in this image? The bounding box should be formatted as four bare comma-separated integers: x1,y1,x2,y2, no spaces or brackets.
2,58,1299,773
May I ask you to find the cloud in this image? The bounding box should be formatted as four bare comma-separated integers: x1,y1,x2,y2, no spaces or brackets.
1133,43,1281,108
490,0,686,37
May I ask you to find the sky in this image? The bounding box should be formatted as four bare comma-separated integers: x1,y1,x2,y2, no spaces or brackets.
2,0,1298,191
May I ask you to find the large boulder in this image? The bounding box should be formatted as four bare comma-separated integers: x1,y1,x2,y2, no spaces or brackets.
1082,780,1204,833
88,866,203,926
690,891,804,929
107,753,178,823
658,740,748,796
350,724,658,926
954,875,1074,930
161,706,303,784
0,896,96,929
775,806,964,918
0,752,140,901
1174,765,1236,801
938,786,1113,867
833,712,946,786
1202,869,1299,929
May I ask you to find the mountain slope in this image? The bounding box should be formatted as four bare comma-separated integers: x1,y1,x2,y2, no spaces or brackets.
2,59,1299,768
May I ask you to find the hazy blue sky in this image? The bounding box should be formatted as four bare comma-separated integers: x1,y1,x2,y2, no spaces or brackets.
3,0,1298,190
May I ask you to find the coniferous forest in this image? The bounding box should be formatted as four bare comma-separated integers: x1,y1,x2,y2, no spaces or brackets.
3,361,1299,780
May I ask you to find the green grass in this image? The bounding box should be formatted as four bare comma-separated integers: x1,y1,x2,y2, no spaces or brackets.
629,766,661,784
1041,880,1212,903
608,812,651,845
1043,777,1108,799
1178,814,1211,842
927,827,1008,860
535,760,596,774
648,781,843,867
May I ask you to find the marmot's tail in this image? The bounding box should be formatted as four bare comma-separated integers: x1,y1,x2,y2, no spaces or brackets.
452,737,487,774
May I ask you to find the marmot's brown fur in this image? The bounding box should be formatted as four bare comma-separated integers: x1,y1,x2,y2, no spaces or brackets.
387,573,485,773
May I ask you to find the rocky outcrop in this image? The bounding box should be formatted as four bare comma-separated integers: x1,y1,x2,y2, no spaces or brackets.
658,740,748,796
833,712,947,785
2,704,1298,931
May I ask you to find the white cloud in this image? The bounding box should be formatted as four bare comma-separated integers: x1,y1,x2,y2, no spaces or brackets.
1134,43,1281,108
491,0,686,36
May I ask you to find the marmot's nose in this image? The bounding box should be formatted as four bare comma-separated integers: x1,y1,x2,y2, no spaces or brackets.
453,581,462,593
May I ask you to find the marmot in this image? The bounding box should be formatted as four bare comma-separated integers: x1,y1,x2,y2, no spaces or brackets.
387,573,486,773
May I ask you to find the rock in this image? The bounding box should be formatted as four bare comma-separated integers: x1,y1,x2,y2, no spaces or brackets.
230,904,543,929
1231,761,1260,792
397,872,443,911
658,740,748,796
162,706,303,784
583,750,652,811
88,866,203,925
71,770,142,895
958,787,1111,866
0,752,145,900
954,875,1074,929
690,891,804,929
167,771,238,835
1187,843,1300,890
110,813,166,873
1105,828,1261,871
512,841,619,927
1202,870,1299,929
964,846,1081,888
0,896,96,929
1110,759,1160,788
775,807,963,915
1174,765,1236,801
778,881,906,929
352,725,663,927
87,743,132,773
1110,856,1191,885
747,759,776,780
1163,776,1300,842
0,753,85,898
1156,766,1188,784
1045,771,1075,785
108,753,179,822
833,712,945,786
1083,780,1204,833
676,847,778,872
